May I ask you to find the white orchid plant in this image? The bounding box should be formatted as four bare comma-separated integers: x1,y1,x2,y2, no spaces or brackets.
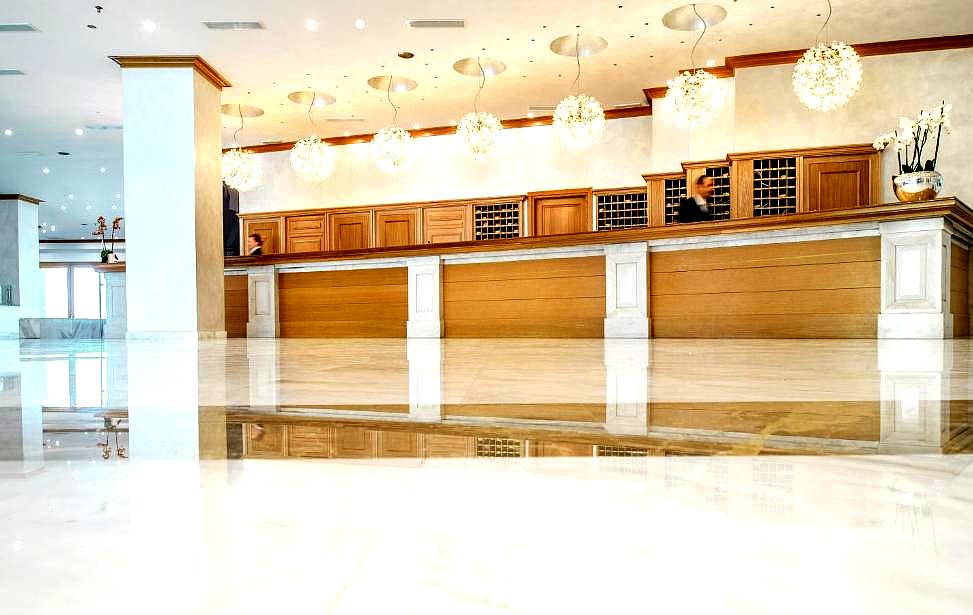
873,101,952,174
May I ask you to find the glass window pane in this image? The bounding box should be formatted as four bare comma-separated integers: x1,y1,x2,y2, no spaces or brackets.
75,357,105,407
45,359,70,407
73,267,101,319
43,268,68,318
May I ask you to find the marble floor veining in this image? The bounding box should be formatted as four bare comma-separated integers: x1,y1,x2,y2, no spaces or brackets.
1,337,973,613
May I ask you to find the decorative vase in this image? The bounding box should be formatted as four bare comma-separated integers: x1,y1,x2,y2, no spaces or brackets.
107,252,119,263
892,171,943,203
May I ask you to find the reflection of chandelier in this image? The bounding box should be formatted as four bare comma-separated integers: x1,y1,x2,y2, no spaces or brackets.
666,69,725,132
290,136,336,183
458,111,503,162
222,148,263,192
553,94,606,149
371,126,414,174
792,41,862,111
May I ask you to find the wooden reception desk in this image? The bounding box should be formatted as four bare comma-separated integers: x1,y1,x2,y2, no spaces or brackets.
98,197,973,339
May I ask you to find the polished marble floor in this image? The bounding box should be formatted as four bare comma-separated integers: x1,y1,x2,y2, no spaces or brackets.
1,338,972,613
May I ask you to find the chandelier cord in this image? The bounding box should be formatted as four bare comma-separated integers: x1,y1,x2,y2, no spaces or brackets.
816,0,833,45
306,96,318,133
570,33,583,93
233,104,244,147
690,4,706,70
474,57,486,114
386,76,399,126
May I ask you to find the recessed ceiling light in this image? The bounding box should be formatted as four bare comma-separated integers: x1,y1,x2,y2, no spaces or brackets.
449,119,457,126
115,193,120,198
60,205,66,210
527,111,535,119
42,167,50,174
99,167,106,173
354,18,366,29
413,123,420,129
68,194,74,199
111,205,117,210
706,58,716,67
3,128,11,136
305,18,319,31
50,225,56,231
74,128,84,136
343,131,350,136
398,51,415,59
85,205,92,210
142,20,157,32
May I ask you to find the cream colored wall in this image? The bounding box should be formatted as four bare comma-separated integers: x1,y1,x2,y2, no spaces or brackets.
239,116,653,214
734,48,973,203
651,77,736,171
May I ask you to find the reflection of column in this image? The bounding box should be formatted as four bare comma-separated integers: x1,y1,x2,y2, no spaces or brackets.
0,375,44,476
604,339,649,435
878,339,949,453
246,266,278,338
408,338,442,422
103,271,127,339
604,242,649,338
248,340,278,408
105,340,128,409
878,219,952,338
407,256,442,338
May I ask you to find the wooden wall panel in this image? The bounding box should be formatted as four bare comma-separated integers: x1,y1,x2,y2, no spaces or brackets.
376,209,419,247
426,434,476,457
650,237,880,338
245,424,286,457
951,244,970,337
278,267,408,337
532,441,595,456
224,274,248,338
327,211,372,250
443,256,606,338
423,205,470,244
528,189,593,236
804,157,872,212
287,425,333,458
244,217,282,254
377,431,423,458
333,426,378,458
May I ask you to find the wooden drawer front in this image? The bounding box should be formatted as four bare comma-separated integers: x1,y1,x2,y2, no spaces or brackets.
423,205,469,244
286,215,325,236
286,236,325,253
328,211,372,251
376,209,419,248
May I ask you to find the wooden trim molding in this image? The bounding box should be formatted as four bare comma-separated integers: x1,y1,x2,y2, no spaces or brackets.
727,143,875,161
108,55,232,90
0,194,44,205
643,33,973,101
238,194,528,221
231,105,653,154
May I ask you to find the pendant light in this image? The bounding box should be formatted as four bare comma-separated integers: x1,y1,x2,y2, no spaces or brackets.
368,75,418,174
453,57,506,163
220,104,264,192
550,33,608,150
792,0,863,111
662,4,727,132
288,90,338,183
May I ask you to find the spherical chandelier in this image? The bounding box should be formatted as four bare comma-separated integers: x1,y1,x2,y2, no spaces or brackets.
666,69,725,132
792,41,863,111
371,126,414,174
553,94,606,149
221,148,263,192
289,136,336,183
457,111,503,162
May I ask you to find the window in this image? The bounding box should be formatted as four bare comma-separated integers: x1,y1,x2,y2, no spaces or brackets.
42,264,104,319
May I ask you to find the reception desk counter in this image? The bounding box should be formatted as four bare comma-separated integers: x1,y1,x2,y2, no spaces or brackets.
98,197,973,339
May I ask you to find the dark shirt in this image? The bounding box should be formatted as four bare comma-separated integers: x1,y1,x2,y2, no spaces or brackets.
248,246,263,256
677,196,713,223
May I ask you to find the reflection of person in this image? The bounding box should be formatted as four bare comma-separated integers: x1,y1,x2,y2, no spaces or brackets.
677,175,715,223
247,233,264,256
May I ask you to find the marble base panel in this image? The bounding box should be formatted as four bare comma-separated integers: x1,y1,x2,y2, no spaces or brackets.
18,318,104,339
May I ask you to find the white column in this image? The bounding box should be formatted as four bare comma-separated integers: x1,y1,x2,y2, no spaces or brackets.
604,242,649,338
604,338,650,435
0,196,41,339
407,256,442,338
878,219,953,339
877,340,950,453
407,338,442,422
103,271,128,339
246,266,278,338
114,57,228,340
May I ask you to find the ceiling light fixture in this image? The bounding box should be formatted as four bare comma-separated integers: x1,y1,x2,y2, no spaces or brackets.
550,33,608,149
42,167,50,174
99,167,106,173
74,128,84,136
60,205,66,210
354,18,366,30
288,91,338,183
3,129,11,136
220,104,264,192
663,4,727,132
453,56,506,163
792,0,863,111
142,20,157,32
305,18,319,31
368,75,417,174
115,193,120,198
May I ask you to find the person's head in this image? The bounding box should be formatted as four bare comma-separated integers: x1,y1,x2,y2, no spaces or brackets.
247,233,263,251
695,175,715,199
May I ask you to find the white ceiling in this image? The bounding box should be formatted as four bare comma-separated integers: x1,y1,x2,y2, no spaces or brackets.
1,0,971,238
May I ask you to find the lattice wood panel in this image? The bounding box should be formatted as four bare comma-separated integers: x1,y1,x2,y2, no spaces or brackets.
597,445,649,457
664,177,687,225
705,166,731,221
474,437,524,457
753,157,798,217
596,191,648,230
473,202,520,240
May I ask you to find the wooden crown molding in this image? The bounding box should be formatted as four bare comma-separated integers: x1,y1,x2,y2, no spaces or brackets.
228,105,652,154
109,55,232,90
643,33,973,101
0,194,44,205
237,194,528,221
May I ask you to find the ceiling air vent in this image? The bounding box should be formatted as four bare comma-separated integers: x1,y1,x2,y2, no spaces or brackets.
0,69,25,76
325,117,366,123
406,19,465,29
527,105,556,113
84,123,123,131
0,23,39,32
202,20,265,30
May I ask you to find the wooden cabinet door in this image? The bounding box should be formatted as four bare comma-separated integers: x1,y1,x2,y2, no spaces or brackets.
243,218,282,254
804,157,872,212
285,215,325,253
423,205,470,244
529,189,592,236
287,235,325,253
375,209,419,248
327,211,372,251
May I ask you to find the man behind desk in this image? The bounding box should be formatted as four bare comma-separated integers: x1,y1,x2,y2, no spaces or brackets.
246,233,264,256
677,175,715,223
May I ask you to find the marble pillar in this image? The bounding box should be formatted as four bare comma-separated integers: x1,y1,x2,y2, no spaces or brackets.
407,256,443,338
0,196,41,339
246,267,278,338
113,57,229,340
604,242,649,338
103,271,128,339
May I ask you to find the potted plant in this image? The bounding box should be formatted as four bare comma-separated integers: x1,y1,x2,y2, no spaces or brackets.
93,215,124,262
873,101,951,202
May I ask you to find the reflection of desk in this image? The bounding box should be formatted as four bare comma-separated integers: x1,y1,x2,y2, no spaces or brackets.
97,197,972,339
